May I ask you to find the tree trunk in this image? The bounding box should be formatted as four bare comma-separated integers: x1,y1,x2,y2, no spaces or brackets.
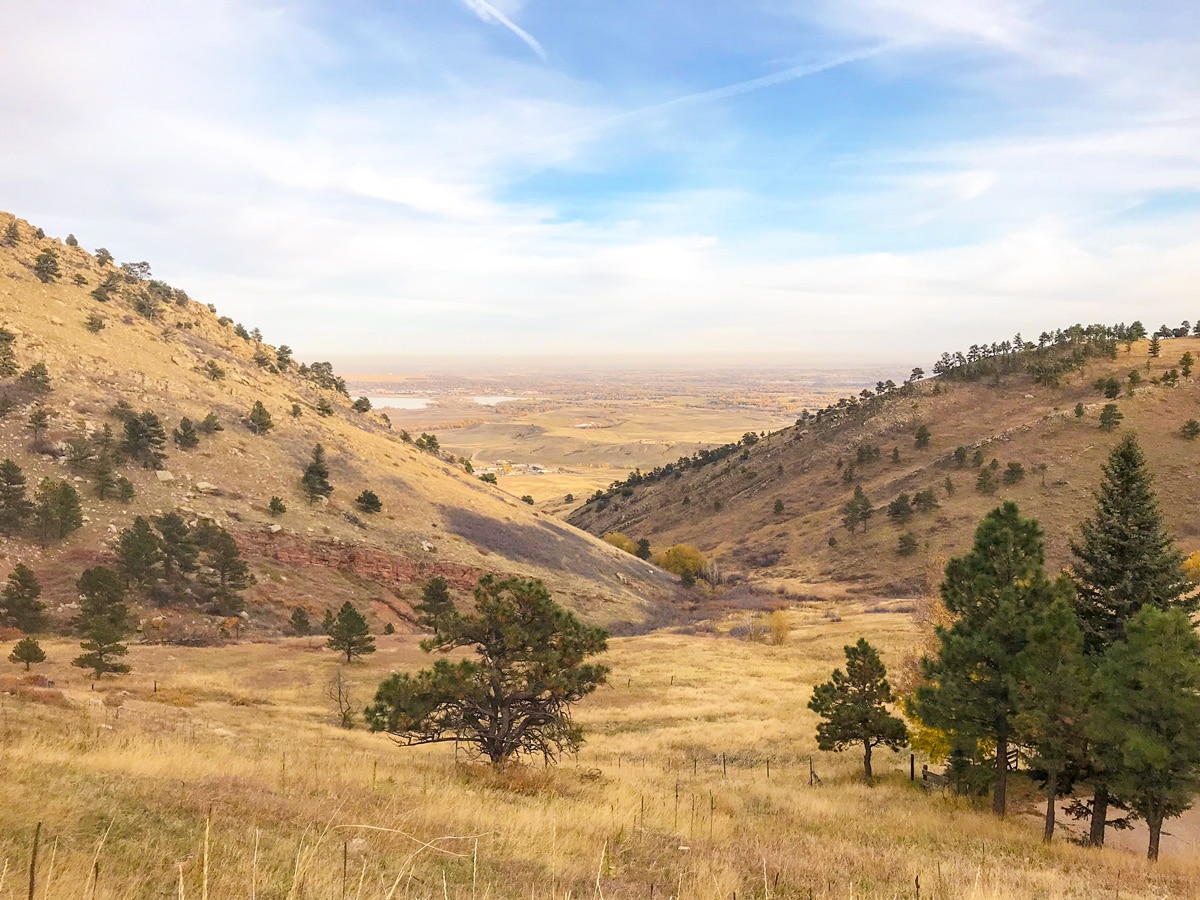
1042,771,1058,842
1089,786,1108,847
863,741,873,781
1147,813,1163,861
992,726,1008,816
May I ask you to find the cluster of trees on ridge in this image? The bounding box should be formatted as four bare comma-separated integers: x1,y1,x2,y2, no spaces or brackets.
810,435,1200,861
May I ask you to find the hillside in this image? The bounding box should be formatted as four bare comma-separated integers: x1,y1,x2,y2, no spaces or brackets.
0,213,679,635
570,328,1200,595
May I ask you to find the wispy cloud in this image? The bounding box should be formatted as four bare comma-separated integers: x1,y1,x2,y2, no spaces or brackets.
462,0,546,60
579,43,894,136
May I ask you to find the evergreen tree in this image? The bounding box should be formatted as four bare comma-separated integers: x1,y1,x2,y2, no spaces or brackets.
841,485,872,534
247,400,273,435
173,417,199,448
154,511,198,584
1070,434,1192,845
33,248,60,282
2,220,18,246
321,608,335,634
1014,595,1090,842
0,459,33,534
1181,419,1200,440
33,477,83,542
27,406,51,442
1180,352,1194,378
635,538,652,559
198,412,223,434
886,493,913,523
914,425,931,449
92,452,118,500
355,489,382,513
913,502,1063,816
1003,462,1025,485
351,396,372,413
72,567,130,677
808,638,908,780
0,328,16,377
94,247,113,266
1090,607,1200,861
301,444,333,502
316,397,334,417
196,523,255,615
1071,435,1192,654
120,410,168,469
1098,403,1123,432
269,496,287,516
1,564,46,632
975,467,998,494
290,607,310,636
116,517,163,589
1148,335,1161,358
327,601,376,662
9,636,45,670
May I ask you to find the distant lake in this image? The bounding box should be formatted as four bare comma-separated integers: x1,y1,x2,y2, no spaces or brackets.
368,396,433,410
473,396,520,406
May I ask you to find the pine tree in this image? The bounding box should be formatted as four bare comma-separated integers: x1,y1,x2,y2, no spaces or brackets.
33,477,83,542
1148,335,1161,358
0,328,16,377
72,567,130,677
301,444,333,502
808,638,908,780
0,459,34,533
914,425,931,449
322,608,335,634
1098,403,1123,432
327,602,376,662
841,485,872,534
154,512,198,585
1014,595,1090,842
1070,434,1192,846
194,522,255,614
27,406,51,442
290,607,310,636
121,410,168,469
269,496,287,516
1090,607,1200,861
92,453,118,500
2,220,18,246
198,412,223,434
116,517,163,589
355,489,382,513
913,502,1063,816
1071,435,1192,654
33,248,60,282
316,397,334,417
1,564,46,632
247,400,273,435
173,417,199,448
9,636,45,670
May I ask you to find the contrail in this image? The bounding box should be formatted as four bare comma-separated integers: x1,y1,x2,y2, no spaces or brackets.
578,43,894,135
463,0,547,60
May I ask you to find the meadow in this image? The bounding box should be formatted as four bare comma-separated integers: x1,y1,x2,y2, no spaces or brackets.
2,601,1196,899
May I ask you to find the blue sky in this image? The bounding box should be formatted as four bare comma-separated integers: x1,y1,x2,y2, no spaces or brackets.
2,1,1198,364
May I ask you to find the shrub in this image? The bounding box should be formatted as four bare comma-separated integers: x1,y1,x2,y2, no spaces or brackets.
653,544,707,580
94,247,113,266
479,472,497,484
269,496,287,516
198,412,223,434
173,417,199,449
351,397,372,413
355,489,382,513
64,233,78,247
976,468,998,494
520,494,535,505
897,532,918,556
72,273,87,286
33,249,60,283
603,532,638,555
84,312,105,333
316,397,333,417
767,609,790,645
203,360,225,381
1181,420,1200,440
1003,462,1025,484
19,362,52,394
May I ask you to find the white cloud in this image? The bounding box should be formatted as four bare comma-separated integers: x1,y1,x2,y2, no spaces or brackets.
462,0,547,60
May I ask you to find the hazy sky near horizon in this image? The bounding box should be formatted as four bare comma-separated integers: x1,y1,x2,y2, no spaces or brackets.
3,1,1199,364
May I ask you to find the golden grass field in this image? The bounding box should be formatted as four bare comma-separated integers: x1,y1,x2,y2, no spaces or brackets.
2,602,1197,899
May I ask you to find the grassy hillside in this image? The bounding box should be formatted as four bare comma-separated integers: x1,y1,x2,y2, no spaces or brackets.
0,213,678,634
2,602,1196,897
570,332,1200,595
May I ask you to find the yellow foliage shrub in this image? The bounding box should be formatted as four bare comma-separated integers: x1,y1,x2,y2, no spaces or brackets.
602,532,638,555
652,544,707,578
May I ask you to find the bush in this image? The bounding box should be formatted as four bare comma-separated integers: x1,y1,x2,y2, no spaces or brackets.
1003,462,1025,484
316,397,333,417
34,249,60,283
479,472,497,484
203,360,225,381
84,312,105,333
1181,420,1200,440
897,532,918,556
355,490,382,513
351,397,372,413
767,609,790,645
520,494,534,505
269,496,287,516
653,544,707,580
603,532,638,554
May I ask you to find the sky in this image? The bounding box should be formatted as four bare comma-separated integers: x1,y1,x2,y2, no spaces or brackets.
2,1,1199,367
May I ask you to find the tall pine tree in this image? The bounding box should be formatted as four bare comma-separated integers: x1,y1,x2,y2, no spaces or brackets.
913,502,1062,816
1070,433,1192,846
1,564,46,632
1090,606,1200,861
0,459,33,534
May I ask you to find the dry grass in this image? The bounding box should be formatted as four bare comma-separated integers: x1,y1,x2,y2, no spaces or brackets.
1,608,1196,898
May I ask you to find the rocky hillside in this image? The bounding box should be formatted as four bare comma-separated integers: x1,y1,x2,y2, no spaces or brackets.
570,326,1200,595
0,213,678,638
